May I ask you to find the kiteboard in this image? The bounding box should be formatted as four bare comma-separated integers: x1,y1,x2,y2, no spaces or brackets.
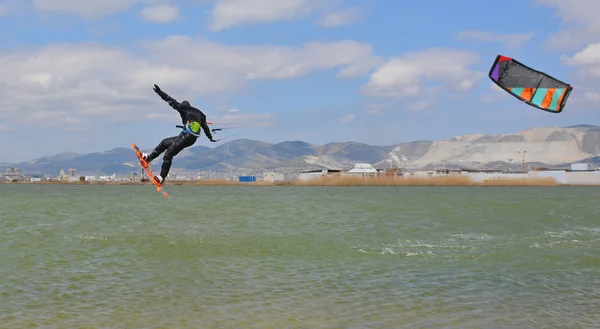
131,143,168,198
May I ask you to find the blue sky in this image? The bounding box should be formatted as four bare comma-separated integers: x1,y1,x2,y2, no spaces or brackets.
1,0,599,162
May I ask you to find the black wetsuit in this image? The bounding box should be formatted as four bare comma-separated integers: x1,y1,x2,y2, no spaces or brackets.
146,85,215,180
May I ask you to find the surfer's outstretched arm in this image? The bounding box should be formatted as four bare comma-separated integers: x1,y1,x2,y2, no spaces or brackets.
153,84,180,110
200,116,216,142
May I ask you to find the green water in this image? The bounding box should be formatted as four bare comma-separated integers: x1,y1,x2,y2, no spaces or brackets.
1,184,599,328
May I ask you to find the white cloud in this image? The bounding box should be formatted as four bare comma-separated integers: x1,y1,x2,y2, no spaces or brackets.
139,4,179,23
0,3,7,16
554,89,596,110
559,43,600,108
533,1,600,109
0,37,379,129
208,108,276,128
340,113,354,123
577,92,600,103
480,82,507,103
561,43,600,69
216,112,276,128
140,38,379,81
319,6,361,28
208,0,317,31
362,48,484,100
534,0,600,51
455,30,536,48
33,0,143,19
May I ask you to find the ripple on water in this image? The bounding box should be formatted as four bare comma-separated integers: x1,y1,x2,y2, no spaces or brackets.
0,185,599,328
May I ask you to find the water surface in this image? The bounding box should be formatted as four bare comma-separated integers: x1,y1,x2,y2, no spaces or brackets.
1,185,599,328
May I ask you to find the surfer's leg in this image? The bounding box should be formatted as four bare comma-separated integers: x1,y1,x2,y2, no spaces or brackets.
143,136,176,163
157,134,197,182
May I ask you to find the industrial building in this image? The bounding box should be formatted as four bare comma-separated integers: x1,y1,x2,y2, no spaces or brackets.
263,171,285,182
345,163,378,177
528,163,600,185
379,162,600,185
295,161,600,186
298,169,344,181
299,164,389,181
2,167,24,181
98,174,116,181
239,175,257,182
59,169,78,181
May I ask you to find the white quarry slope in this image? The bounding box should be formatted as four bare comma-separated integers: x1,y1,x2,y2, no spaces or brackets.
303,155,348,170
381,126,597,170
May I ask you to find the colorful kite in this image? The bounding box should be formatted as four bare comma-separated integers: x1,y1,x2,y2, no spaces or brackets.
488,55,573,113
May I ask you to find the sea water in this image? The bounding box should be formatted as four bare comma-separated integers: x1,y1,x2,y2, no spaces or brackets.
1,184,598,328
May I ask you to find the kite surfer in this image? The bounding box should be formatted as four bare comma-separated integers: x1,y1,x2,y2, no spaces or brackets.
141,84,217,184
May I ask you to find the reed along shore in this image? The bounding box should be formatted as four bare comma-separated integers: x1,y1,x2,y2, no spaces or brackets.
2,175,562,186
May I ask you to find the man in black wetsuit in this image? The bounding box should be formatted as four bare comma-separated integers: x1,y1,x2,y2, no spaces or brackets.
142,84,217,184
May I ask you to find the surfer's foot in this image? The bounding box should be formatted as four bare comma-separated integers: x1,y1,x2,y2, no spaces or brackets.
141,152,151,162
153,175,163,185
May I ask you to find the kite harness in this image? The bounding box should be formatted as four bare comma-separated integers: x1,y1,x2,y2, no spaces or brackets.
176,121,204,138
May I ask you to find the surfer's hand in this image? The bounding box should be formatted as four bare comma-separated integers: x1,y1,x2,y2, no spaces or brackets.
153,84,161,94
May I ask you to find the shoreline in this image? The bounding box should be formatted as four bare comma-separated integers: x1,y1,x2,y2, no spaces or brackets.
0,175,588,186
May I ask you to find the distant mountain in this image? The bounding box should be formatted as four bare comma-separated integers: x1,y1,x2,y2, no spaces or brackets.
2,125,599,176
383,125,600,171
564,124,600,129
26,152,81,165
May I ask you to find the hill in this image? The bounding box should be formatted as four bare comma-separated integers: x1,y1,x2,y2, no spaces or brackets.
2,125,599,177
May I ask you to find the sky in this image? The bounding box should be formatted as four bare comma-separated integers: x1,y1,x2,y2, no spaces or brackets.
1,0,600,162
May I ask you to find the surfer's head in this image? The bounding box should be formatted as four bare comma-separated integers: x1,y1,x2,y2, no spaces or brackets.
181,100,190,107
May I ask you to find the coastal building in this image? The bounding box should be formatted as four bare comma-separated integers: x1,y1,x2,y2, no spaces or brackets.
344,163,378,177
396,163,600,185
263,171,285,182
529,164,600,185
98,174,116,181
298,169,344,181
59,170,68,181
2,167,23,181
239,175,257,182
378,168,403,177
570,163,590,171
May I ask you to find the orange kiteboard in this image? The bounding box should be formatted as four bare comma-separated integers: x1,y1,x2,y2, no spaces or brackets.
132,143,168,198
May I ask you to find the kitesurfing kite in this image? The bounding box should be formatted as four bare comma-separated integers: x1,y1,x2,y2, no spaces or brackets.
488,55,573,113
